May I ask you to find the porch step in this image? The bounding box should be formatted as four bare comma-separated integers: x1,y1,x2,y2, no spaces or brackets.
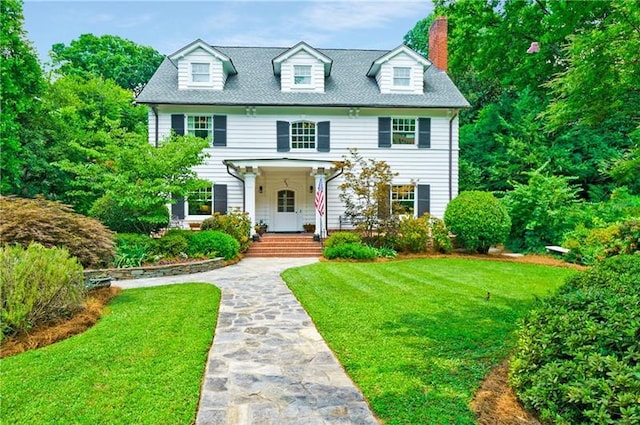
245,233,323,258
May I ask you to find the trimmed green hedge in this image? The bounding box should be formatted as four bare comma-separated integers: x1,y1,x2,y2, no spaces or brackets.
510,255,640,424
444,191,511,254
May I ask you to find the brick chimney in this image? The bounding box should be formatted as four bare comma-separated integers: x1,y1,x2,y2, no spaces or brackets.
428,16,448,72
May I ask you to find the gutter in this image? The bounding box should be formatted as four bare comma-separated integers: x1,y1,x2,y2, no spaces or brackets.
225,163,245,211
151,105,159,148
448,109,459,201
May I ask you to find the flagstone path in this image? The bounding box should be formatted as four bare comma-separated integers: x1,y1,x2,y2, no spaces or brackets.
116,258,379,425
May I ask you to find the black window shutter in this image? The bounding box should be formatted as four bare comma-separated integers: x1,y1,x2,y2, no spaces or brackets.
418,118,431,149
417,184,430,216
171,114,185,136
377,184,391,219
213,184,227,214
276,121,290,152
378,117,391,148
213,115,227,147
171,196,185,219
317,121,330,152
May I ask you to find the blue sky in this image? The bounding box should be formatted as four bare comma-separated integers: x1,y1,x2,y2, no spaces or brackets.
24,0,433,64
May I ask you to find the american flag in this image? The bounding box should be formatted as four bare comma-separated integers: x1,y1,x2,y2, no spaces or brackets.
314,180,325,216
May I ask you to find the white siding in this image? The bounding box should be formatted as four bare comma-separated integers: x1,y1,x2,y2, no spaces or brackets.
280,51,325,93
150,106,458,225
375,52,424,94
176,47,226,90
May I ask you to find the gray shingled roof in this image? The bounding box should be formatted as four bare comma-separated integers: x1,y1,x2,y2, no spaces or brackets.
136,45,470,108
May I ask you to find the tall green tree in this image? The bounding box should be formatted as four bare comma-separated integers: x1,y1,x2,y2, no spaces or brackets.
41,75,148,211
50,34,164,94
0,0,47,195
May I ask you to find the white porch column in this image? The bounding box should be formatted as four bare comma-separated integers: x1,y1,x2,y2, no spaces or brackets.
244,172,257,236
314,173,327,238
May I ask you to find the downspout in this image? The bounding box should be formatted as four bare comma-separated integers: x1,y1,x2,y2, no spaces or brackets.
225,163,245,211
448,109,459,201
151,105,159,148
325,167,344,236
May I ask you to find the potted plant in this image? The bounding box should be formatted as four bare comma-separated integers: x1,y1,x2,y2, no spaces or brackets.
303,223,316,233
255,220,268,236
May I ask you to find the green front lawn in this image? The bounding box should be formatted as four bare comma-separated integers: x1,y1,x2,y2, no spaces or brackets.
283,258,574,424
1,283,220,425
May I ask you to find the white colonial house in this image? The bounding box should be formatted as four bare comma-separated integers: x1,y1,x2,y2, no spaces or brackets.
136,17,469,237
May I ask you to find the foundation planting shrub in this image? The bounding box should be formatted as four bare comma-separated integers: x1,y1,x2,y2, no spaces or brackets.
444,191,511,254
324,231,362,248
0,196,114,268
510,255,640,424
392,214,453,254
113,233,157,268
200,210,251,253
323,243,378,260
187,230,239,260
154,230,189,257
1,243,85,341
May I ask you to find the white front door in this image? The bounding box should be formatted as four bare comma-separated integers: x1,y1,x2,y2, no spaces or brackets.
273,189,298,232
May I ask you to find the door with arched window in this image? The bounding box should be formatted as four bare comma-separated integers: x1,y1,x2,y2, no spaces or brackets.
273,189,297,231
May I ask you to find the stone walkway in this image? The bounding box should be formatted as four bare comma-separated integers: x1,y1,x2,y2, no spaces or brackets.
116,258,379,425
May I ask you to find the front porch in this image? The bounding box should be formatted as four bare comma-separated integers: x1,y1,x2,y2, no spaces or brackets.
224,158,340,236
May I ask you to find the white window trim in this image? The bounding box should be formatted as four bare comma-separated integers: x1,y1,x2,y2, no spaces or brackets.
391,184,416,215
293,64,313,87
186,115,213,146
393,67,411,87
189,62,212,86
391,117,417,147
290,120,316,150
186,186,213,218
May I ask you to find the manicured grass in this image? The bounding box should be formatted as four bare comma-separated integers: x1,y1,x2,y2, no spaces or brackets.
1,283,220,425
283,258,575,424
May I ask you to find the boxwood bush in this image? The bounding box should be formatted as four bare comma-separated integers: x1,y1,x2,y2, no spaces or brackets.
200,210,251,253
510,255,640,424
444,191,511,254
324,231,362,248
187,230,239,260
323,242,378,260
0,243,86,341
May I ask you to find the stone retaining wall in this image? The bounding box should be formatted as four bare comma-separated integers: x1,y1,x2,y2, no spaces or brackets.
84,257,224,280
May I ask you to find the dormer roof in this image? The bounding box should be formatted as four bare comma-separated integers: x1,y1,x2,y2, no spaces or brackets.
366,44,431,77
272,41,333,76
169,39,237,75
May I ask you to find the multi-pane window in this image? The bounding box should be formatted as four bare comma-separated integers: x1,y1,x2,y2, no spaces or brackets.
277,190,295,213
191,63,210,83
188,187,213,215
293,65,312,85
187,116,213,142
393,67,411,86
291,121,316,149
392,118,416,144
391,185,415,214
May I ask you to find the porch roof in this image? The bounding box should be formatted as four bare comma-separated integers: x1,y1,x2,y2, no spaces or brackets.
223,158,342,173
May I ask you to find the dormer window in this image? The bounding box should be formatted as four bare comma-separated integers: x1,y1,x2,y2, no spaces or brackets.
293,65,312,85
191,63,210,83
291,121,316,149
393,67,411,86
